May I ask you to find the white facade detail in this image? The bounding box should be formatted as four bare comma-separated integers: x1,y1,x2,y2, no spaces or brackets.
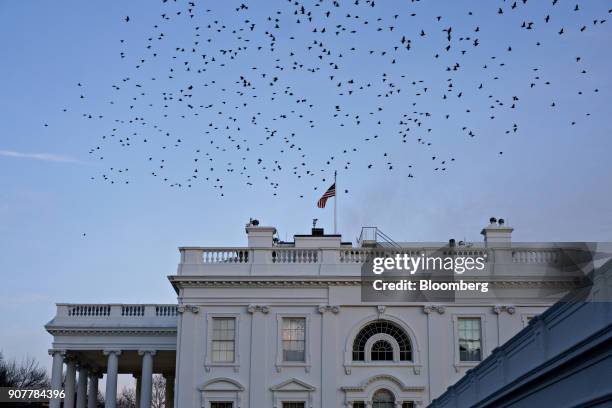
45,219,585,407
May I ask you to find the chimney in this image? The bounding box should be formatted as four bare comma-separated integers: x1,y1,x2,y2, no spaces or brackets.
245,220,276,247
481,217,513,248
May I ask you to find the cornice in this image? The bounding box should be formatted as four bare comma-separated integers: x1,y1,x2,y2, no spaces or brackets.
170,276,579,289
46,327,177,336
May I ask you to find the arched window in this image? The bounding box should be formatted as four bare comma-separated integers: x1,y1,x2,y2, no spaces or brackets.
371,340,393,361
352,320,412,361
372,389,395,408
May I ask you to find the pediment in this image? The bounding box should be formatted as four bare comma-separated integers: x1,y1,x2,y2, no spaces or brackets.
270,378,315,392
199,377,244,392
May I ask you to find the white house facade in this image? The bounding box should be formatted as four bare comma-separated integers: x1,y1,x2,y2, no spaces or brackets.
45,219,584,408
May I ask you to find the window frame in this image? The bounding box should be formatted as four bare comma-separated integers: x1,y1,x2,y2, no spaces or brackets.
276,313,311,372
452,314,486,370
205,313,241,372
343,315,422,375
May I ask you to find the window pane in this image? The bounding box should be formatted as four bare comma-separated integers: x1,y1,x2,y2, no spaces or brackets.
458,318,482,362
210,403,233,408
282,318,306,362
282,403,305,408
212,317,235,362
353,403,366,408
371,340,394,361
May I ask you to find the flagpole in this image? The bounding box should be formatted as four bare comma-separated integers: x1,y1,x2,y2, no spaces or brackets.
334,171,337,234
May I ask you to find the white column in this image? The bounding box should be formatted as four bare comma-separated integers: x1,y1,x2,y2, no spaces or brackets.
103,350,121,408
319,305,340,407
87,371,100,408
76,365,88,408
49,350,65,408
247,304,269,408
164,374,175,408
139,350,156,408
64,358,77,408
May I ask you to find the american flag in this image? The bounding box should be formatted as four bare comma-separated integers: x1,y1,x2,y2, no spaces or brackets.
317,183,336,208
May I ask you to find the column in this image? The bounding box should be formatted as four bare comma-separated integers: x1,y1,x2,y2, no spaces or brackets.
76,365,88,408
247,304,269,408
103,350,121,408
49,350,65,408
87,371,100,408
164,374,175,408
139,350,156,408
64,357,77,408
318,305,340,407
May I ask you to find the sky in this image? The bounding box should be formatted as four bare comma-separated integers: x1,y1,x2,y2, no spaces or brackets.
0,0,611,383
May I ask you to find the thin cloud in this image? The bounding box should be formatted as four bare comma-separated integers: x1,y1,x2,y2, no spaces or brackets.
0,149,83,164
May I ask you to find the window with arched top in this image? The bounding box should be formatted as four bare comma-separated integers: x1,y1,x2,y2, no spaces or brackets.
371,340,393,361
372,389,395,408
352,320,412,361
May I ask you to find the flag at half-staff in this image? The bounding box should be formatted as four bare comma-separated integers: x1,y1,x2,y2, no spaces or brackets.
317,183,336,208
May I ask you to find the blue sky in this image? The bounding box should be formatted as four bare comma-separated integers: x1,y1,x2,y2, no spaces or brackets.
0,0,611,377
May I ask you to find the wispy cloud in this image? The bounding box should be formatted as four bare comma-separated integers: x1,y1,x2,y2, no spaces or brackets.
0,149,83,164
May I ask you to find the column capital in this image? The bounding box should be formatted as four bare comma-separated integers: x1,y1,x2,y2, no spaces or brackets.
103,349,122,356
138,349,157,356
423,305,446,314
177,305,199,314
247,304,270,314
48,349,67,357
317,304,340,314
492,305,516,315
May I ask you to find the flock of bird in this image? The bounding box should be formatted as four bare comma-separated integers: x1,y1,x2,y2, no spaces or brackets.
57,0,610,198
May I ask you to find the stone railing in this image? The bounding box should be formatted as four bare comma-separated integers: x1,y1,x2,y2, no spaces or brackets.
179,246,573,266
59,304,177,318
512,248,560,264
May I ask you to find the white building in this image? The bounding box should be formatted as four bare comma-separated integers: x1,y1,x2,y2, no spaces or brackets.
45,219,582,408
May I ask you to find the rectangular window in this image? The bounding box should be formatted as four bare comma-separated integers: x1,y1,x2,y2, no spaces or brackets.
211,317,235,363
282,317,306,362
353,403,366,408
402,402,415,408
282,403,305,408
458,317,482,362
210,403,233,408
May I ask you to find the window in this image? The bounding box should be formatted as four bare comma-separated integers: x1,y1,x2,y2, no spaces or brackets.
372,389,395,408
282,403,305,408
211,317,235,362
353,402,366,408
458,318,482,362
210,403,233,408
282,317,306,362
402,402,415,408
352,320,412,361
371,340,394,361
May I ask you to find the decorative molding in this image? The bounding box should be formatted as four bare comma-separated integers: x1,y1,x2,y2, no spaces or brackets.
48,349,66,357
46,327,177,336
177,305,199,314
247,304,270,314
137,349,157,356
170,277,578,290
377,305,386,317
317,305,340,314
423,305,446,315
492,305,516,315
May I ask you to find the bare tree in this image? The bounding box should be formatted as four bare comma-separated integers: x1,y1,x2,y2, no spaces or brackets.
0,351,50,388
151,374,166,408
117,386,136,408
